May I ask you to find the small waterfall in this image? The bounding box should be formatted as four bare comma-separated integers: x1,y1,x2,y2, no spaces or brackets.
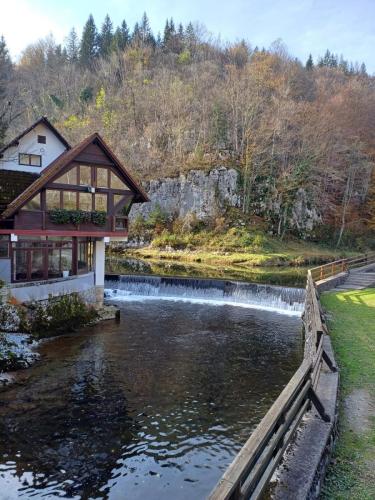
105,275,305,316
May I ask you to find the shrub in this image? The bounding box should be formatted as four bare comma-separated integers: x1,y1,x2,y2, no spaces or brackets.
49,209,107,226
91,210,107,226
29,293,98,338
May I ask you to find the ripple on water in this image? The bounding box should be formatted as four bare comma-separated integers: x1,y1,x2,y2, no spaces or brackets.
0,300,302,499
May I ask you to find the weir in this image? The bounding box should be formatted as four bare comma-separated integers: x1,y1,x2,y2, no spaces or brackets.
105,274,305,315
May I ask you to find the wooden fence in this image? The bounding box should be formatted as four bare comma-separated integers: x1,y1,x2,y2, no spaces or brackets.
208,259,352,500
310,253,375,282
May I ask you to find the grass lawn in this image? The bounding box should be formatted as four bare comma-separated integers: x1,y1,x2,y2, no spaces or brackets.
320,288,375,499
129,228,355,267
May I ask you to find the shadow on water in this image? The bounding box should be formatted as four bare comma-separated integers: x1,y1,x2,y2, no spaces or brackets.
0,298,303,499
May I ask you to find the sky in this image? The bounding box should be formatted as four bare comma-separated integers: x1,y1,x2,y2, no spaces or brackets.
1,0,375,72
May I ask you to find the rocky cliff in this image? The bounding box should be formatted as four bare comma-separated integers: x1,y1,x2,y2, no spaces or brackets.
129,167,321,234
129,167,241,221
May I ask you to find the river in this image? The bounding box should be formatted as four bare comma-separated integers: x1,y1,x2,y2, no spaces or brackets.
0,283,303,499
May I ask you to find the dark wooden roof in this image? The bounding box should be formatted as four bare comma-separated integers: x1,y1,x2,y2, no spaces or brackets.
0,132,148,219
0,116,70,155
0,170,39,215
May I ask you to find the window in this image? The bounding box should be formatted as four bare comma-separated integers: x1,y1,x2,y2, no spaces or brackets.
96,167,108,188
63,191,77,210
79,192,92,211
79,165,92,186
37,135,46,144
0,236,9,259
54,166,77,185
46,190,61,210
94,193,107,211
19,153,42,167
110,171,128,190
22,194,41,211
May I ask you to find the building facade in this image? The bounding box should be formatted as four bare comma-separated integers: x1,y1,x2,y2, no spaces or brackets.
0,117,148,304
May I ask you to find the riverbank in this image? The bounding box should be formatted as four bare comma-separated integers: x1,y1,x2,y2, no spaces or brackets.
108,229,357,286
320,288,375,498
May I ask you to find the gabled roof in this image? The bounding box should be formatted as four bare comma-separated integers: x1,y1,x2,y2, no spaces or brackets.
0,116,71,155
1,132,148,219
0,170,39,215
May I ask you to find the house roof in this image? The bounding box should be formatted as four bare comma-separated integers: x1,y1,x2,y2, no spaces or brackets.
0,170,39,215
0,132,148,219
0,116,71,155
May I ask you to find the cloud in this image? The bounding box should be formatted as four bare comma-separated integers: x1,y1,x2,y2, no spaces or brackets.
0,0,70,59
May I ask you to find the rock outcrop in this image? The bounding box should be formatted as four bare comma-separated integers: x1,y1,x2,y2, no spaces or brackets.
129,167,241,221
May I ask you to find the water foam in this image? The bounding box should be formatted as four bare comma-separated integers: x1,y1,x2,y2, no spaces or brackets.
105,275,304,316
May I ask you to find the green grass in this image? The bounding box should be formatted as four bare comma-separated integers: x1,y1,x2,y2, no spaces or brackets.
126,227,356,269
320,288,375,499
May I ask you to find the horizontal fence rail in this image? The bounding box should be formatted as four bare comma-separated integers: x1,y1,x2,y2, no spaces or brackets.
310,253,375,282
207,254,365,500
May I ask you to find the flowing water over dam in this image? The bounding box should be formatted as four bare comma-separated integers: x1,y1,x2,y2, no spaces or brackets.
0,277,304,499
105,275,305,315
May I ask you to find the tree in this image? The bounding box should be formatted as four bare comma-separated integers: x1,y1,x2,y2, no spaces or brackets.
99,14,114,58
305,54,314,70
80,14,98,66
65,27,79,62
360,62,367,76
139,12,155,47
0,35,12,145
112,20,130,51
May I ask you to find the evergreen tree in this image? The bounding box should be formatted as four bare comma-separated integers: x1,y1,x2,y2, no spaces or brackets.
80,14,98,66
139,12,155,46
119,20,130,49
132,22,141,45
99,14,114,58
360,62,367,76
305,54,314,70
163,19,171,48
65,27,79,62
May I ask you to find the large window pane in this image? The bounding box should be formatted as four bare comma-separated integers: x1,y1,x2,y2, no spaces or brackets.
22,194,41,211
63,191,77,210
95,193,107,211
96,168,108,188
30,249,44,279
79,192,92,211
110,171,128,190
80,165,92,185
54,166,77,184
46,190,61,210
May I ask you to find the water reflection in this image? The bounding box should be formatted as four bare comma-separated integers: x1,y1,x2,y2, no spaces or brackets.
0,300,302,499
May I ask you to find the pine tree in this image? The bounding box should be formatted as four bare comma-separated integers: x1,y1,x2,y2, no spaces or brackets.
163,19,171,48
132,22,141,45
80,14,98,66
139,12,155,46
119,20,130,49
360,62,367,76
65,27,79,63
305,54,314,70
99,14,114,58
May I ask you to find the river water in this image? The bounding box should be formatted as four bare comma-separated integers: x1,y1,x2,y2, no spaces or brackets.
0,285,303,499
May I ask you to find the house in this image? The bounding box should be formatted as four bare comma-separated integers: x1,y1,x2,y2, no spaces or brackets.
0,117,148,304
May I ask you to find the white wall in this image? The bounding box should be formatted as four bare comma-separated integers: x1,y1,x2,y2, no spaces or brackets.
9,272,95,303
94,239,106,287
0,123,67,174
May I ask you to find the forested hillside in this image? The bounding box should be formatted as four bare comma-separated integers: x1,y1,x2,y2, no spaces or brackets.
0,13,374,247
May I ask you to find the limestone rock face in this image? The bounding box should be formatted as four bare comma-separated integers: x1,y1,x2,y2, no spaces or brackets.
129,167,241,221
